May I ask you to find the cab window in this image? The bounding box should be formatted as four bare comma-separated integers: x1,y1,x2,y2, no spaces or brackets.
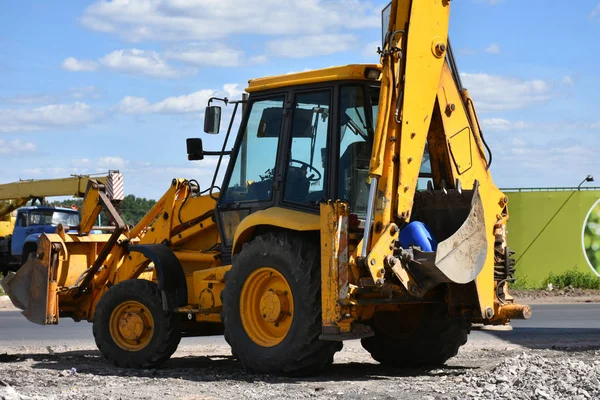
283,91,331,206
222,96,285,203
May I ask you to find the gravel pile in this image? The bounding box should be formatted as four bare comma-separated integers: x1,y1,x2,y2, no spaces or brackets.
454,351,600,400
1,346,600,399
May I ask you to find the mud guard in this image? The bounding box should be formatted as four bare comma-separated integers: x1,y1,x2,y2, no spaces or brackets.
128,244,188,311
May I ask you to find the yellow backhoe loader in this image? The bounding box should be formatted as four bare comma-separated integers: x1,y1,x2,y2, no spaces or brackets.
2,0,530,375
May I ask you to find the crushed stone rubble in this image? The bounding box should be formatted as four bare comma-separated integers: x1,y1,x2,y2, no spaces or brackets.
0,348,600,399
450,351,600,400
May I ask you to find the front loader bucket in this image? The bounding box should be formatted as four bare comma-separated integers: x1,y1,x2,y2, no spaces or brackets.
433,187,487,284
0,256,58,325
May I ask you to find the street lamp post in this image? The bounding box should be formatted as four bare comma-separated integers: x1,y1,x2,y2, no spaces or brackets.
578,175,594,190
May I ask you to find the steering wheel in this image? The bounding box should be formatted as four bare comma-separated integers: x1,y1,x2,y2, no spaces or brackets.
289,159,322,182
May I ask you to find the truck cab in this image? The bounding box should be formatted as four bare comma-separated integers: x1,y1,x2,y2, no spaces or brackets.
10,206,80,263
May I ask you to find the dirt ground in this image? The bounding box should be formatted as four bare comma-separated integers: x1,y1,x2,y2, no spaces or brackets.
2,292,600,399
1,340,600,400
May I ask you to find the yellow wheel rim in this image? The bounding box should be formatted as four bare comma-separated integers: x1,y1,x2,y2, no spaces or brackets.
109,300,154,351
240,267,294,347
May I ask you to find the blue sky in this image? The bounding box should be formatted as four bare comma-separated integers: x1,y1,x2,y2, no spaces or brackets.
0,0,598,199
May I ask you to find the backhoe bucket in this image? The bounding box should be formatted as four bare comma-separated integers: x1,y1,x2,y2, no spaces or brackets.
433,188,487,283
397,186,488,291
0,256,58,325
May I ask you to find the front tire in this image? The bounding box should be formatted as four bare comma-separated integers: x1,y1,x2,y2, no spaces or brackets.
93,279,181,368
222,232,341,376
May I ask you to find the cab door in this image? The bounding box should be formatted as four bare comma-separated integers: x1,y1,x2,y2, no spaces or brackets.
10,210,29,257
216,93,288,263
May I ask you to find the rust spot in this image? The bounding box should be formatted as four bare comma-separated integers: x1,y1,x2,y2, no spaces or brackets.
374,221,384,234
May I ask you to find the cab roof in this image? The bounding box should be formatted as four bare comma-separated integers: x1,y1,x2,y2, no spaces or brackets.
246,64,382,93
19,206,78,213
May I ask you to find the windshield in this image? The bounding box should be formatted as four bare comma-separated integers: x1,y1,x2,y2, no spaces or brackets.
28,210,80,227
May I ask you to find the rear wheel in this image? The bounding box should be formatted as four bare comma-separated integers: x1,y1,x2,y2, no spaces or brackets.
222,232,341,376
93,279,181,368
361,304,470,368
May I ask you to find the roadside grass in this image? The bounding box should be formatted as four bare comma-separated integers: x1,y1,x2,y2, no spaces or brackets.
511,268,600,290
0,286,4,296
542,269,600,290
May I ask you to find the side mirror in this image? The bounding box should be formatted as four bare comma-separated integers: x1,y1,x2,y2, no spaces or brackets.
204,106,222,134
187,138,204,161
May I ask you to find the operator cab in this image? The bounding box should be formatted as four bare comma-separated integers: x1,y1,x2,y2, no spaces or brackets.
189,64,432,263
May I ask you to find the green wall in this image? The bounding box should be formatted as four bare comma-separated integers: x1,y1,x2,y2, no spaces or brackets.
506,189,600,287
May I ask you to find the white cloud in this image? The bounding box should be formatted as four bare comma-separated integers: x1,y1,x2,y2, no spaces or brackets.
0,103,99,133
98,156,128,169
62,57,98,72
115,84,244,115
223,84,243,99
69,85,101,99
590,3,600,20
249,55,268,65
116,89,215,114
0,140,38,156
459,48,477,56
0,94,54,105
461,73,552,112
485,43,501,54
482,118,600,132
23,167,71,177
165,43,244,67
99,49,196,78
267,34,357,58
490,136,599,188
361,41,380,58
561,76,574,87
80,0,380,42
72,158,92,167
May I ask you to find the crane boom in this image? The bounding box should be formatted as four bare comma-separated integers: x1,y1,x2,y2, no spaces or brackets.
0,172,122,221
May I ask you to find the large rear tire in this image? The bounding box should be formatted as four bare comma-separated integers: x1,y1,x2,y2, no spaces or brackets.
222,232,341,376
361,304,470,368
93,279,181,368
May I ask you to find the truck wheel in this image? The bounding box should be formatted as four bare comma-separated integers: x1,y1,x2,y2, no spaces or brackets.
93,279,181,368
221,232,341,376
361,304,470,367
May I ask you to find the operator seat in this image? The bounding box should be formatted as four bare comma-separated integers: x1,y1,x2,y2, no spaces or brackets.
338,140,370,206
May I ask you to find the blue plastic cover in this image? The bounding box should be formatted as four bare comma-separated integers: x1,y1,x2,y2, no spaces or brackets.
399,221,438,252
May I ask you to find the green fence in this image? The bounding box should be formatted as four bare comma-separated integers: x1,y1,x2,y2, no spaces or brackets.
504,187,600,287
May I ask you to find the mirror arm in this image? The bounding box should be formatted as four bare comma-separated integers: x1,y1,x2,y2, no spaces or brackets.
203,150,232,156
208,97,229,106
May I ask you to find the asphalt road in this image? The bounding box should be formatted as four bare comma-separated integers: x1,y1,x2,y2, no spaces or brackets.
2,304,600,350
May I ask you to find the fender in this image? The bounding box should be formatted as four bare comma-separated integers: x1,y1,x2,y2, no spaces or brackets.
128,244,188,312
23,233,40,247
232,207,320,255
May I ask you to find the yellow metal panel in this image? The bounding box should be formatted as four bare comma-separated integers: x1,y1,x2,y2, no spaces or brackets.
0,175,109,201
435,64,507,318
232,207,320,254
395,0,450,219
448,127,473,174
246,64,381,93
320,202,350,333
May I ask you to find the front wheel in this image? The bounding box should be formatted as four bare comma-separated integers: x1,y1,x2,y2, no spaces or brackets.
221,232,341,376
93,279,182,368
